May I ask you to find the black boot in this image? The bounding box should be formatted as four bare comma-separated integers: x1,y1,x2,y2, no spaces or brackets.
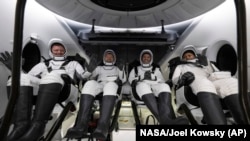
7,86,33,141
158,92,189,125
197,92,227,125
65,94,95,139
19,83,62,141
6,85,11,98
0,86,11,127
141,93,160,122
223,94,245,124
93,95,116,140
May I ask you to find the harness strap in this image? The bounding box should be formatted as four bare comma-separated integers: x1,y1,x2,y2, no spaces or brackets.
134,64,158,76
45,59,71,72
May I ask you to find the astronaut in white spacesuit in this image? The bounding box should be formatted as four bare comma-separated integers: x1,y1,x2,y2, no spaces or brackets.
65,49,126,140
128,49,189,125
171,45,245,124
0,38,92,141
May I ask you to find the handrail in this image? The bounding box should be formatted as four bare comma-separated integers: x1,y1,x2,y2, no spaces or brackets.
0,0,27,140
234,0,250,124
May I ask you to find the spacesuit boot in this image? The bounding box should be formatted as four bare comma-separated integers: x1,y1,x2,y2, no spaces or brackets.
0,86,11,127
7,86,33,141
197,92,227,125
158,92,189,125
223,94,245,124
19,83,62,141
93,95,116,141
65,94,95,139
141,93,160,122
6,85,11,98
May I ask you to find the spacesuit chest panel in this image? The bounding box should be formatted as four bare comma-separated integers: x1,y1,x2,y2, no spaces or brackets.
97,66,119,82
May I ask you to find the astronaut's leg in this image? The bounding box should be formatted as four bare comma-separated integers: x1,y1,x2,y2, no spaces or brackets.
136,82,160,122
65,80,98,139
214,78,245,124
197,92,227,124
19,72,64,141
65,94,94,139
142,94,160,120
190,77,227,124
152,83,188,125
158,92,189,125
6,74,34,141
223,94,245,124
93,82,117,140
6,84,11,98
0,85,10,125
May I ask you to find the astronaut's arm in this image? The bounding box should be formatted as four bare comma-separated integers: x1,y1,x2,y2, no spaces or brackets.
28,63,47,78
75,62,92,80
170,66,182,85
154,68,166,82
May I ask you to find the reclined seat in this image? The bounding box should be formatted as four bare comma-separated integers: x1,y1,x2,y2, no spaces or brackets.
168,56,235,125
63,82,123,141
128,60,186,125
175,85,234,125
5,53,95,141
40,74,82,141
130,86,159,125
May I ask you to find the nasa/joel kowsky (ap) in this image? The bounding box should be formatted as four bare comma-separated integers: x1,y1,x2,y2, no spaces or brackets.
140,128,225,138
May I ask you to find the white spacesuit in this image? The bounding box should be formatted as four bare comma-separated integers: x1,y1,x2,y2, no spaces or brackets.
128,49,169,98
172,45,244,124
172,46,238,97
8,38,91,102
6,38,91,141
81,49,126,97
66,49,126,140
128,49,188,125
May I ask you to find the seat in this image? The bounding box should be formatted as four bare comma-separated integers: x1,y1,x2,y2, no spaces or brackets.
130,87,159,125
2,74,80,141
175,85,233,125
63,83,123,141
38,74,80,141
128,60,162,125
1,54,91,140
168,56,233,125
35,55,89,140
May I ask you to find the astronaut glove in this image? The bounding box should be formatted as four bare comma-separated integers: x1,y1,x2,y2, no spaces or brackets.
115,77,122,86
144,71,152,80
177,71,195,88
0,51,13,70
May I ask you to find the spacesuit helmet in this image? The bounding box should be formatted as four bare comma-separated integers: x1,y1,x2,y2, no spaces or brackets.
140,49,153,68
180,45,198,63
103,49,116,66
48,38,67,61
